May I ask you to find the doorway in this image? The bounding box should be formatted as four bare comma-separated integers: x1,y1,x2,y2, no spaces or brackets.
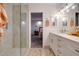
31,13,43,48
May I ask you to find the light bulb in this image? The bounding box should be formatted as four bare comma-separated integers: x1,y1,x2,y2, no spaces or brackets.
72,5,76,9
62,17,66,22
22,21,25,25
36,21,42,26
51,17,55,22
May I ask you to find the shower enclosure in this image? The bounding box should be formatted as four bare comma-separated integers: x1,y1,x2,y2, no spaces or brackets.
0,3,29,56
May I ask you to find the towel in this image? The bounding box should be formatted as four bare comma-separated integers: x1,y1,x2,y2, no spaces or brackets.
0,28,4,37
0,3,8,28
0,3,8,37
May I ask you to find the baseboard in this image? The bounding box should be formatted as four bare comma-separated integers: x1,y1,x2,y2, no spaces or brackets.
43,45,56,56
43,45,50,48
49,47,56,56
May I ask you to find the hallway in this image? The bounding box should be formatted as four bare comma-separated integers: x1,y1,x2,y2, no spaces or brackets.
31,35,42,48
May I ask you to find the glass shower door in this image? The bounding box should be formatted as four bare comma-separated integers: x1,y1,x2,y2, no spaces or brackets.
0,3,29,56
20,4,29,56
0,3,21,56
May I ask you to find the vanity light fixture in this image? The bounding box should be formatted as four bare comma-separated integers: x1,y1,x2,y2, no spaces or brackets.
55,13,61,18
71,5,76,9
51,17,55,22
66,9,69,13
62,17,66,22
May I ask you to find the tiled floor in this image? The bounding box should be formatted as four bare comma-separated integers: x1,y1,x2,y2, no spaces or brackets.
21,48,54,56
0,48,54,56
0,48,20,56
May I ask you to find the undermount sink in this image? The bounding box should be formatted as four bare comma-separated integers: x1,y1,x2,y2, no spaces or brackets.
67,32,79,37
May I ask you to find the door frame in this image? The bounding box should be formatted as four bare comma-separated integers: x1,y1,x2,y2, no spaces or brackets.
30,12,43,48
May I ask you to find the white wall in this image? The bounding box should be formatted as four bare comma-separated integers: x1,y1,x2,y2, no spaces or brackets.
28,4,65,47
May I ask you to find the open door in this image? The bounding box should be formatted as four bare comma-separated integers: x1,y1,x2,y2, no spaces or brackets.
31,13,43,48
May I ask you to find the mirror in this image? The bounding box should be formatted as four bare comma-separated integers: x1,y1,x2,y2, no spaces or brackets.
62,16,67,26
51,16,57,26
75,12,79,26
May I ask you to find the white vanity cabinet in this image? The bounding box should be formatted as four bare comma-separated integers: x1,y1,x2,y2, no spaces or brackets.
49,33,58,55
67,40,79,55
49,33,79,56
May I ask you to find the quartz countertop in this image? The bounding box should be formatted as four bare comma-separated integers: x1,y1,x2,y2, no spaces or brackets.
50,31,79,43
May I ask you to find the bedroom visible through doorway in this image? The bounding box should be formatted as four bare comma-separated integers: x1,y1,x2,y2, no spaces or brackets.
31,13,43,48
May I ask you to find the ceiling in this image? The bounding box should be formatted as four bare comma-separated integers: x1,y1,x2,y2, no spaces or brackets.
29,3,67,20
5,3,68,21
31,13,43,21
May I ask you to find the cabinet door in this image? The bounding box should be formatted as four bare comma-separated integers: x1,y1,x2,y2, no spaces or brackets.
67,40,79,56
49,34,58,55
49,34,79,56
56,36,77,56
49,33,53,47
57,46,78,56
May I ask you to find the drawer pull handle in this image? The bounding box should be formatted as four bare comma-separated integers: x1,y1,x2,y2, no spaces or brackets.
57,50,62,54
75,49,79,53
58,44,61,47
58,39,61,41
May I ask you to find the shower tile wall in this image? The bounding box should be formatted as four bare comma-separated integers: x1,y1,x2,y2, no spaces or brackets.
21,13,27,48
0,4,29,56
0,4,20,56
21,4,29,48
1,4,13,48
13,4,20,48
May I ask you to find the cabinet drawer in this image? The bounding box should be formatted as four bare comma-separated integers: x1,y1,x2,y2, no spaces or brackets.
57,36,69,48
56,37,78,56
57,46,78,56
49,33,54,39
68,40,79,55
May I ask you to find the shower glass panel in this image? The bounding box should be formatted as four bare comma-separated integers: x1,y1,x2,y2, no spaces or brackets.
0,3,29,56
13,4,20,48
0,3,21,56
20,4,29,56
